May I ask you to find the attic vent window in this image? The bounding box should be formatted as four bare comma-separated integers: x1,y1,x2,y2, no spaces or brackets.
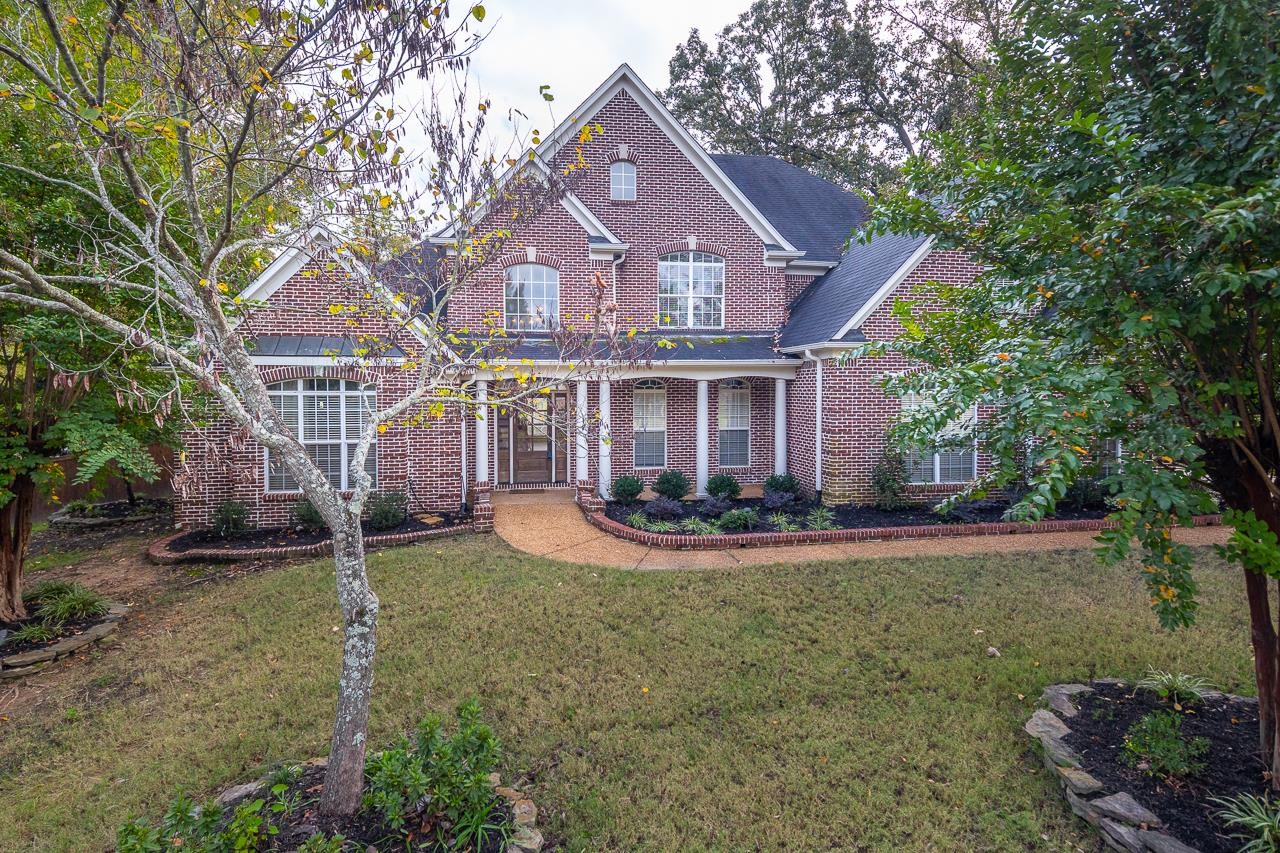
610,160,636,201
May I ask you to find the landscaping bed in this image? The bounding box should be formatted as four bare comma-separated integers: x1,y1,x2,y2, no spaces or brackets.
166,511,469,554
1028,679,1267,853
49,497,171,528
1,581,126,678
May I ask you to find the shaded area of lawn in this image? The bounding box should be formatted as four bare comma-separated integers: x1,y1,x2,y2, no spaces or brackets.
0,536,1254,851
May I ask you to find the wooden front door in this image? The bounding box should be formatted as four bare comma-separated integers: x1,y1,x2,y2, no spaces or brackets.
496,391,569,484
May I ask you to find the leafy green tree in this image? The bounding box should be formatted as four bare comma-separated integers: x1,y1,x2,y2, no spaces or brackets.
866,0,1280,779
661,0,1013,189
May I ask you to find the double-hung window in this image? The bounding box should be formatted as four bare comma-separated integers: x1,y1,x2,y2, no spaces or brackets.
1098,438,1123,477
633,379,667,468
658,251,724,328
901,393,976,484
718,379,750,467
265,379,377,492
505,264,559,331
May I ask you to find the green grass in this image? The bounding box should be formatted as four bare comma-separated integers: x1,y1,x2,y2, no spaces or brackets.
0,536,1253,851
23,547,89,574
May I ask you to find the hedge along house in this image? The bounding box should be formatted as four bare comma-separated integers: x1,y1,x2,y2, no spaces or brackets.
174,64,989,532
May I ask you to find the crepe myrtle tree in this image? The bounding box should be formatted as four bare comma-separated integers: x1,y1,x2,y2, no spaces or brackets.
0,0,645,815
858,0,1280,779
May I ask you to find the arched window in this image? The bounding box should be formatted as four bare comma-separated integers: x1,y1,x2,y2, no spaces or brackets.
265,378,376,492
718,379,750,467
610,160,636,201
633,379,667,469
657,251,724,328
505,264,559,331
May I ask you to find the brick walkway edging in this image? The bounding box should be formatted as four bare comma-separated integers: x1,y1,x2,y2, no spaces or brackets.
147,524,471,565
585,510,1223,551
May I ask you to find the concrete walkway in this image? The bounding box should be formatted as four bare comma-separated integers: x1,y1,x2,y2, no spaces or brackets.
490,489,1231,571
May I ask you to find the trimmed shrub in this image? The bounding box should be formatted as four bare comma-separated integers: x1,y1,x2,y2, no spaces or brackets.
643,496,684,521
870,449,910,510
652,469,691,501
211,500,249,538
719,507,760,531
705,473,741,500
292,499,327,532
1063,476,1108,510
763,472,801,497
699,495,733,516
367,492,408,531
611,475,644,504
762,488,795,511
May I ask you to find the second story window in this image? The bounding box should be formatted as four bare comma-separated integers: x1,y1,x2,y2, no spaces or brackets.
505,263,559,331
610,160,636,201
658,251,724,329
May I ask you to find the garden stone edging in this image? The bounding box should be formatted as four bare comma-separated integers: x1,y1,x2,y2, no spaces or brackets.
48,507,167,530
1,603,128,678
214,759,545,852
587,510,1223,551
147,523,472,565
1026,681,1209,853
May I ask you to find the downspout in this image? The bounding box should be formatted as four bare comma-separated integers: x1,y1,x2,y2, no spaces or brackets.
805,349,823,496
459,380,469,512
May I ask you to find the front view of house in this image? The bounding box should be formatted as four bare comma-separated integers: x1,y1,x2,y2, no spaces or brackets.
174,64,987,531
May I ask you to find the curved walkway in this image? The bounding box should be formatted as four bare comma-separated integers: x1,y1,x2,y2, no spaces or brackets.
490,490,1231,571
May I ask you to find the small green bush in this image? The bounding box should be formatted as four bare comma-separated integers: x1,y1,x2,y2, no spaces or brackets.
116,793,265,853
1063,476,1108,510
652,469,691,501
705,473,741,500
5,622,59,646
211,499,250,538
292,499,327,532
1121,710,1209,777
646,520,680,533
367,492,408,531
763,473,801,497
24,580,77,607
611,475,644,504
870,449,910,510
35,584,108,624
1214,793,1280,853
805,506,837,531
679,517,723,536
719,507,760,531
1136,666,1214,706
625,511,649,530
767,511,800,532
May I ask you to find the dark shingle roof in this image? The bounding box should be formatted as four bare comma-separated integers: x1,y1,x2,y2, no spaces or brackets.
250,335,405,358
778,231,930,350
710,154,869,262
472,332,794,364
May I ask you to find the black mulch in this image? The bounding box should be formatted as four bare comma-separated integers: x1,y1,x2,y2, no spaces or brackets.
0,613,100,656
167,511,470,554
1063,681,1266,853
604,495,1109,532
222,763,513,852
61,497,172,520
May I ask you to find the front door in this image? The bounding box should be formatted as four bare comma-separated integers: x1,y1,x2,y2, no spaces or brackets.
496,390,570,484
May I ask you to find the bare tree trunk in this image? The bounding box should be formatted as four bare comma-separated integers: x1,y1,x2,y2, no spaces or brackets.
319,510,379,815
0,473,35,623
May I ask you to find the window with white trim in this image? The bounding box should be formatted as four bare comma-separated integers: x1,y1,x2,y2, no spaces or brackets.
901,393,976,484
658,251,724,329
265,378,377,492
1098,438,1123,478
504,264,559,331
610,160,636,201
718,379,750,467
633,379,666,468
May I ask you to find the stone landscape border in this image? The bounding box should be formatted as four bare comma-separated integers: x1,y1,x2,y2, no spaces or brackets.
147,523,471,565
213,758,545,852
1,603,128,679
587,510,1223,551
1026,680,1212,853
48,505,168,530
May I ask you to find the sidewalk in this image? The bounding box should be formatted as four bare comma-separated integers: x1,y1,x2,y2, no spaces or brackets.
489,489,1231,571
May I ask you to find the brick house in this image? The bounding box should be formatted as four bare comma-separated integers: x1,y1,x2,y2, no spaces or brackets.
174,64,987,531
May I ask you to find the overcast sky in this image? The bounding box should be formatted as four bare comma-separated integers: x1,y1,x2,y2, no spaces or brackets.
458,0,749,142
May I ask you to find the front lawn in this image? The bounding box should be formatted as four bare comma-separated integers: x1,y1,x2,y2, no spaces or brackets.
0,535,1253,851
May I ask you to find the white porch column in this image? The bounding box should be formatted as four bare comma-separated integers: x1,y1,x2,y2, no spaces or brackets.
475,380,489,484
597,379,612,498
575,380,590,485
774,378,787,476
695,379,710,496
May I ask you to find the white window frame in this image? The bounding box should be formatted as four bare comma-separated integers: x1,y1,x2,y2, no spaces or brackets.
718,379,751,467
632,378,667,469
264,378,377,492
609,160,636,201
658,251,725,329
504,263,560,331
1098,438,1123,478
901,393,977,485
